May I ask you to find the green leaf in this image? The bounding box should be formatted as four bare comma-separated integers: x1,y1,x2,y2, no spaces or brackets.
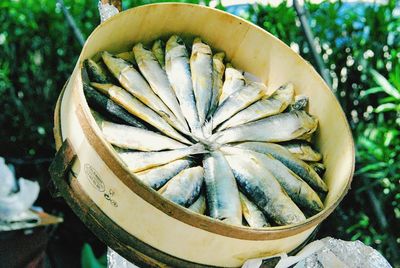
81,243,106,268
378,96,397,104
370,69,400,100
374,103,397,113
361,87,384,98
355,162,388,175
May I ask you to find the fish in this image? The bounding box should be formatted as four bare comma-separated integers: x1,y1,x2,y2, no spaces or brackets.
152,40,165,68
235,142,328,192
224,153,306,225
212,110,318,144
190,38,213,125
210,82,266,130
116,51,136,65
83,83,148,129
281,141,322,162
289,95,309,111
188,192,207,214
89,109,107,127
101,51,188,134
222,146,324,213
101,121,187,151
133,43,188,131
308,162,326,176
165,35,202,136
158,166,204,207
217,83,294,131
90,83,192,145
84,59,112,84
118,143,206,172
135,158,193,190
203,151,242,225
239,192,270,228
207,52,225,118
219,63,246,104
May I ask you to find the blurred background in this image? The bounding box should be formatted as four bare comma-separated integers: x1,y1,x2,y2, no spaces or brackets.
0,0,399,267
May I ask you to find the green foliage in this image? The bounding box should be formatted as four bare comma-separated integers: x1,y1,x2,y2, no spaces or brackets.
0,0,98,158
81,243,107,268
1,0,399,265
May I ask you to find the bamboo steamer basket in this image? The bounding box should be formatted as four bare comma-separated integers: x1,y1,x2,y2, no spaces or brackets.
49,3,355,267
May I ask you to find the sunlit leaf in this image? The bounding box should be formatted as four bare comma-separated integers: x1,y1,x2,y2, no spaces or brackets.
374,103,397,113
370,69,400,100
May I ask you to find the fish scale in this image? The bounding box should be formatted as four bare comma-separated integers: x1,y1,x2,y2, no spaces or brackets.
166,35,202,137
203,151,242,225
190,38,213,125
133,43,189,132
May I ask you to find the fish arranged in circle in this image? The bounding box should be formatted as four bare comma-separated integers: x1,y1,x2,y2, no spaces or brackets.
83,35,328,228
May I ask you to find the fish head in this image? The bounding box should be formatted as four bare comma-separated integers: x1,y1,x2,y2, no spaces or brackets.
296,111,319,135
166,35,185,51
152,39,165,50
133,43,154,62
225,64,245,80
213,52,225,62
274,83,295,103
101,51,131,77
192,38,212,56
166,35,188,60
84,59,98,73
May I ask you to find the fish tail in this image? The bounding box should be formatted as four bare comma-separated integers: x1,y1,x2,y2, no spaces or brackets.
189,143,208,155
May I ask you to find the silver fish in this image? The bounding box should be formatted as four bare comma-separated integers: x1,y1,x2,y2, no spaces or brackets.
166,35,202,136
223,146,324,213
101,121,186,151
219,63,245,104
190,38,213,125
308,162,326,176
133,43,188,131
101,51,187,134
84,59,112,84
210,82,266,130
116,51,136,65
188,192,207,214
239,192,270,228
158,166,204,207
217,83,294,131
235,142,328,192
152,40,165,68
91,83,191,145
224,153,306,225
207,52,225,118
119,143,206,172
83,83,148,129
203,151,242,225
135,158,193,190
213,110,318,144
281,141,322,162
